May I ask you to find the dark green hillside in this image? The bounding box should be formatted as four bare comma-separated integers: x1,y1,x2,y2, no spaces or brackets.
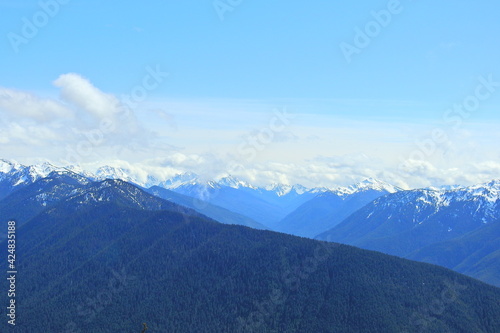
0,172,266,244
408,220,500,287
315,189,500,287
0,174,202,240
0,171,91,239
1,194,499,332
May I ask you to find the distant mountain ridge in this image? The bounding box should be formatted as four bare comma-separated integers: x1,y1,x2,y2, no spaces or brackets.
0,170,273,238
1,183,499,332
407,219,500,287
0,159,69,200
0,159,399,196
146,185,269,230
0,171,196,230
274,178,401,238
2,159,499,288
0,159,405,228
315,180,500,286
316,180,500,250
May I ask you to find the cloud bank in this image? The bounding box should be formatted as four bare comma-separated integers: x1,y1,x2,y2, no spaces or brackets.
0,74,499,189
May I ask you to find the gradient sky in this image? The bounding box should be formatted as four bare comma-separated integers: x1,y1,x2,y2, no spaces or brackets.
1,0,499,188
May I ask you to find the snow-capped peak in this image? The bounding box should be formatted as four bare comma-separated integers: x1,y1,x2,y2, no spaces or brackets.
217,175,255,189
0,160,72,186
426,184,464,192
474,179,500,192
0,159,20,174
265,183,293,196
159,172,199,189
457,179,500,204
324,178,401,197
308,186,331,194
94,165,165,188
347,178,401,194
95,166,131,180
65,165,99,180
291,184,309,195
28,162,66,178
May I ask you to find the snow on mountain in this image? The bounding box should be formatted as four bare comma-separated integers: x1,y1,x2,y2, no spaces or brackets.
343,178,401,195
291,184,309,195
0,159,20,174
399,180,500,218
319,178,401,198
0,160,405,200
65,165,100,180
308,186,330,194
314,180,500,287
216,175,256,190
458,179,500,203
95,166,135,183
94,165,163,188
265,183,293,197
426,184,464,191
0,160,68,187
262,183,318,197
273,178,400,238
29,162,66,177
158,172,199,189
7,159,499,217
353,179,500,230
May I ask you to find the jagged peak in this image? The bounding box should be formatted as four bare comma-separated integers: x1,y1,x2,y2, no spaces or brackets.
0,159,19,173
472,179,500,190
347,178,401,194
95,165,130,177
264,183,293,196
216,175,255,189
291,184,309,195
159,172,200,189
27,161,67,178
0,159,497,200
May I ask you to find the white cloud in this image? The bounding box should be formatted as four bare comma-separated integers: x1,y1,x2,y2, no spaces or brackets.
2,122,55,144
0,73,166,167
53,73,122,122
0,88,73,122
1,78,498,189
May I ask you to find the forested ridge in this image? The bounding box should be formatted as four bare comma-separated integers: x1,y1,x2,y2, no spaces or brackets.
0,193,499,332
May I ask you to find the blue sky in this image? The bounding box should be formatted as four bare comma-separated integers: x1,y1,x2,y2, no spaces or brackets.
1,0,499,188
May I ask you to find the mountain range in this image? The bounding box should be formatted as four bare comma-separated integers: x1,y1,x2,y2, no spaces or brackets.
272,179,400,238
0,159,397,230
1,159,499,288
316,182,500,286
1,177,499,332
